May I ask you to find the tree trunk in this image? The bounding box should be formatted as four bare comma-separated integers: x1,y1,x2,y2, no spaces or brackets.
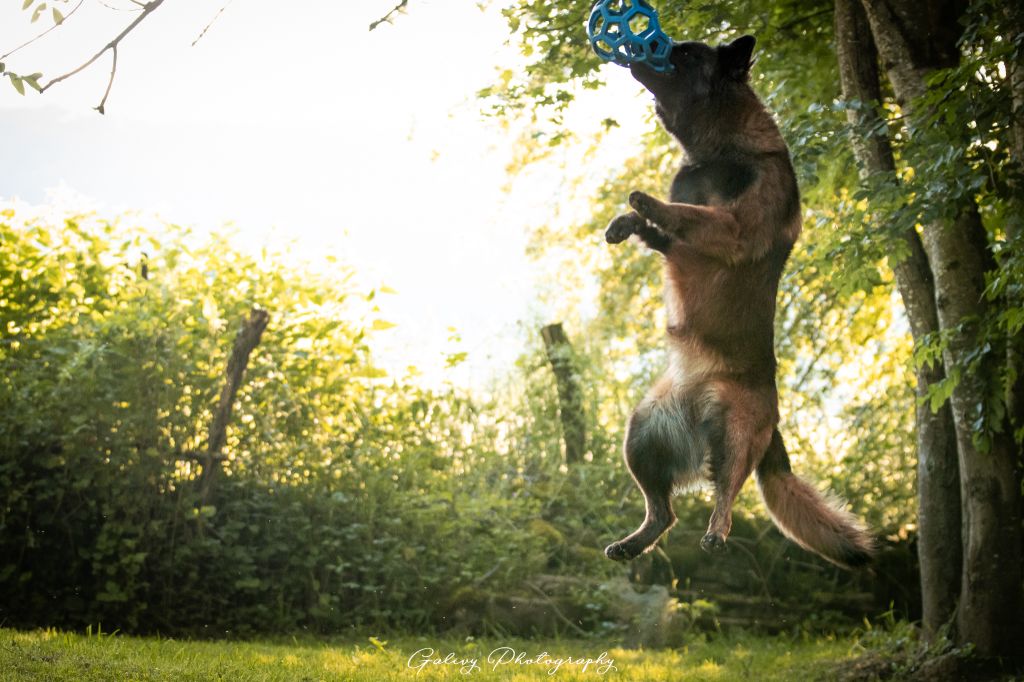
1006,4,1024,181
1000,3,1024,450
540,323,586,466
199,307,270,502
919,209,1024,656
859,0,1024,655
834,0,961,642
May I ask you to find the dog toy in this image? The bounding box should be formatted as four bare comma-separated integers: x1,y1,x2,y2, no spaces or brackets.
587,0,674,73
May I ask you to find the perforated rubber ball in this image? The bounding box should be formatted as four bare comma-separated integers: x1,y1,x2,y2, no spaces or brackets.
587,0,674,73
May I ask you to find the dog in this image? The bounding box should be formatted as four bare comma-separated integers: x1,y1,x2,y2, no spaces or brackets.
603,35,875,568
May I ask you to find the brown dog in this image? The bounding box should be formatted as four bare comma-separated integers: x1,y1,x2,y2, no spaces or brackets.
604,35,874,568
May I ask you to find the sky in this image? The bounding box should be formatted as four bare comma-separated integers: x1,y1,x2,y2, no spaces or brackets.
0,0,651,387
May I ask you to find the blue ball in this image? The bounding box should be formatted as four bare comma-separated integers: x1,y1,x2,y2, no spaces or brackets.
587,0,674,73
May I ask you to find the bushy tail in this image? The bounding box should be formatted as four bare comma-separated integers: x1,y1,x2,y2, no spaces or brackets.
756,429,875,569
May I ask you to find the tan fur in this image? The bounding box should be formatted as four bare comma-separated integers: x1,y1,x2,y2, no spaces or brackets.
757,468,877,569
603,36,875,568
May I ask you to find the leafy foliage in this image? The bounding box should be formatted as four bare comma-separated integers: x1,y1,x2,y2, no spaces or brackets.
0,204,916,636
15,0,1021,637
485,0,1024,531
0,208,590,634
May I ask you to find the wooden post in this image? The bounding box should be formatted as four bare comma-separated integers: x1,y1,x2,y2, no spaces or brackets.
540,323,586,466
199,307,270,502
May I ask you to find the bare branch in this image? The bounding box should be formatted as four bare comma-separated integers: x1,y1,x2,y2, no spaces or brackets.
94,44,117,114
0,0,85,62
369,0,409,31
96,0,143,11
40,0,166,105
192,0,235,47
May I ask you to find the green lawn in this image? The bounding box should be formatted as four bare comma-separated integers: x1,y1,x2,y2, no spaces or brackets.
0,627,907,681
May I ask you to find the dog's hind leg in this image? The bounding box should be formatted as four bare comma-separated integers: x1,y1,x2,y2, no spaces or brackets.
605,414,676,561
606,380,699,561
700,384,775,553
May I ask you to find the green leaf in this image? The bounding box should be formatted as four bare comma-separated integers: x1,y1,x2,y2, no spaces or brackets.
52,7,63,24
927,370,960,414
23,73,42,92
445,351,468,368
9,74,25,96
22,0,33,10
370,319,396,331
32,2,47,23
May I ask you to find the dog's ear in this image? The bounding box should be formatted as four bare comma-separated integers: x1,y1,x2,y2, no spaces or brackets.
720,35,756,81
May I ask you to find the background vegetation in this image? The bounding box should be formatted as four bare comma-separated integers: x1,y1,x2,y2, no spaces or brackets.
0,204,915,640
2,0,1023,676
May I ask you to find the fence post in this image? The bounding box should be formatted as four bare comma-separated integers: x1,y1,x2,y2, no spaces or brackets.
540,322,586,466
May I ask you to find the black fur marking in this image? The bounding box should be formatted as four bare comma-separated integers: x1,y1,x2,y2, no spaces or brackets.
635,224,673,253
770,154,802,223
702,412,729,488
757,429,792,477
670,160,758,206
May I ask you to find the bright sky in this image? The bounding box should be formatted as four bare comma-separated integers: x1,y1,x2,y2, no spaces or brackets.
0,0,650,387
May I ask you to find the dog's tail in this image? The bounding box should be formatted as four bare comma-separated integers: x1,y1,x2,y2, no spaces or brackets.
755,429,875,569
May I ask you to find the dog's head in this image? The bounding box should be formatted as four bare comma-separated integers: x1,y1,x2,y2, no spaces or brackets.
631,35,756,142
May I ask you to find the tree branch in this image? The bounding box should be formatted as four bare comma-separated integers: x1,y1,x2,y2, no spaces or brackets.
369,0,409,31
777,7,833,33
0,0,85,62
192,0,235,47
39,0,166,112
94,44,117,114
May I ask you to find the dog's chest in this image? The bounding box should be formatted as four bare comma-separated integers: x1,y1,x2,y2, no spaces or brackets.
670,159,757,206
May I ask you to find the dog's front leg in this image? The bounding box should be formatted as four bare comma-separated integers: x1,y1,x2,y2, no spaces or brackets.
605,211,674,254
628,191,749,264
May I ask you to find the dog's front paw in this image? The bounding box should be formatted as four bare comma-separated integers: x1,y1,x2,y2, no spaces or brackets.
628,191,659,218
605,212,644,244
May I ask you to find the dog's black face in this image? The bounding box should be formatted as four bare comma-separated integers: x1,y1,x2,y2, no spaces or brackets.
630,35,756,141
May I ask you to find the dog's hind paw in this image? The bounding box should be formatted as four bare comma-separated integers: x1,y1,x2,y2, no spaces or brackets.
605,540,639,561
700,532,727,554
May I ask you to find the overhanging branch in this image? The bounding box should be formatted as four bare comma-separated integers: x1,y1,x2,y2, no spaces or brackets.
0,0,85,62
369,0,409,31
39,0,166,113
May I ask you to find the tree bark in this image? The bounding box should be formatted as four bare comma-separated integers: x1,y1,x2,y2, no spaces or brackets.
540,323,586,466
858,0,1024,655
1000,3,1024,440
1005,4,1024,182
199,307,270,502
919,208,1024,655
834,0,961,642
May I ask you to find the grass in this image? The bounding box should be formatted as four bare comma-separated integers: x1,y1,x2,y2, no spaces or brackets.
0,626,913,681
